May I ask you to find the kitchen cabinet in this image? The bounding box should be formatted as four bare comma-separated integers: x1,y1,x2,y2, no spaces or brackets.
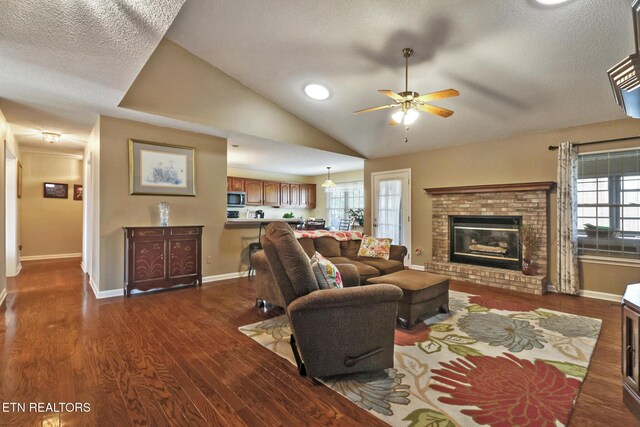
290,183,300,207
623,283,640,420
263,181,280,206
123,226,203,296
231,175,315,208
280,183,291,207
227,176,245,192
308,184,316,209
245,179,263,206
300,184,316,209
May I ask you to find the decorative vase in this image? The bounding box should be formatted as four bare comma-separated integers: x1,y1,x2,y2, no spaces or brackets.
158,202,170,226
522,258,534,276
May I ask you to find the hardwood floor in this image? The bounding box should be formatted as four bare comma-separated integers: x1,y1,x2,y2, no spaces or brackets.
0,259,635,426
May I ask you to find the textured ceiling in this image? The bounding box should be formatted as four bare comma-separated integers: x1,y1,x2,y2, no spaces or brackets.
0,0,186,150
167,0,634,159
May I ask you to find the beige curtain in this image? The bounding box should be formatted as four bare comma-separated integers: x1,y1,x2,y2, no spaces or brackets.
556,142,580,295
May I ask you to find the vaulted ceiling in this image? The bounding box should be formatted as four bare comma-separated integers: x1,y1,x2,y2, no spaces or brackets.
166,0,633,158
0,0,634,163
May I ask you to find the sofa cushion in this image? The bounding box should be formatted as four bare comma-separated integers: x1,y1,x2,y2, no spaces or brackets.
297,238,316,258
315,236,341,257
326,257,380,282
340,240,361,258
353,257,405,275
357,236,392,260
311,252,343,289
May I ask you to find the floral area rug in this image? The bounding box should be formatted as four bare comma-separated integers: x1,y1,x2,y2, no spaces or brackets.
239,291,601,427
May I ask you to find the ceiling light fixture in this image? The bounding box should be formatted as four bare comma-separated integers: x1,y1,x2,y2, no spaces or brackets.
535,0,570,5
321,166,337,189
392,108,419,125
304,84,330,100
42,132,60,143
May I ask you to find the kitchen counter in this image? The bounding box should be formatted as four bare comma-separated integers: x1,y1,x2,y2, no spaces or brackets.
225,218,304,225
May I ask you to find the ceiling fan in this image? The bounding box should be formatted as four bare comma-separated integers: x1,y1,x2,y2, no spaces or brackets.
354,48,459,126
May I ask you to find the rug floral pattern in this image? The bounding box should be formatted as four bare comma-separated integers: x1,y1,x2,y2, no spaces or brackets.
239,291,601,427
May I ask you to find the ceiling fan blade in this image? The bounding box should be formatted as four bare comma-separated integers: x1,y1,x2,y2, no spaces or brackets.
353,104,397,114
415,88,459,102
378,90,404,101
417,104,454,118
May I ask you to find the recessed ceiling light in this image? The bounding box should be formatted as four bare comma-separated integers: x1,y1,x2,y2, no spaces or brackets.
304,84,330,100
535,0,570,5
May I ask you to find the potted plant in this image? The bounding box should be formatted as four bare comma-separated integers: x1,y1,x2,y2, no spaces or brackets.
520,224,539,276
348,208,364,229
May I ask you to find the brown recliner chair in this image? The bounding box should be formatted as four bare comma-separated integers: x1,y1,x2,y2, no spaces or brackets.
260,222,402,378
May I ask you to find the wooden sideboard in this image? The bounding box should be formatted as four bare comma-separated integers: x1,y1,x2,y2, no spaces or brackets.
623,283,640,420
123,226,203,296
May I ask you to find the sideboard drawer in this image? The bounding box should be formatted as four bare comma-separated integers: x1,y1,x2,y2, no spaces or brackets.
171,227,201,236
131,228,166,237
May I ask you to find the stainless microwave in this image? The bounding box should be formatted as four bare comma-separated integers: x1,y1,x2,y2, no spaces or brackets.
227,191,246,207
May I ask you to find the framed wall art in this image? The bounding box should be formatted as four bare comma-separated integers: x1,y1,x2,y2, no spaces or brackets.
43,182,68,199
73,184,83,201
129,139,195,196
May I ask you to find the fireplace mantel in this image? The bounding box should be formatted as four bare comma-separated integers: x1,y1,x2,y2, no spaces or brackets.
424,181,556,195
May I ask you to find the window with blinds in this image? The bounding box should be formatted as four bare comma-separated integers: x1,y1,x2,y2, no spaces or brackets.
577,148,640,259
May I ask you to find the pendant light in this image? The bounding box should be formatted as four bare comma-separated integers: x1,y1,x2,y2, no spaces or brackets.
321,167,336,189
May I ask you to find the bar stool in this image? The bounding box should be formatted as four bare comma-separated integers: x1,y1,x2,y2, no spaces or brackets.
248,242,262,277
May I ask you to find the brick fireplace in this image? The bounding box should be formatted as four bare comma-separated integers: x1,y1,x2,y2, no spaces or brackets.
424,182,555,295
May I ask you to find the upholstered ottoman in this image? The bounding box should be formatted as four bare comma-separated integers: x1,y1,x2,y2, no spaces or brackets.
366,270,449,328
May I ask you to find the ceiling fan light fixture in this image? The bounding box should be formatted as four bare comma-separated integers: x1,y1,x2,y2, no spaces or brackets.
392,108,419,125
304,84,330,100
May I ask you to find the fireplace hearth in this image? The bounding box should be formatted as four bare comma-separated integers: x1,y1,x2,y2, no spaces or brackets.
450,216,522,270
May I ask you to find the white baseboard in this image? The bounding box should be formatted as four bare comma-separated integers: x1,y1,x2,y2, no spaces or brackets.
0,288,6,307
80,260,86,273
546,285,622,302
21,252,82,261
409,264,426,271
89,277,123,299
202,271,249,284
15,263,22,275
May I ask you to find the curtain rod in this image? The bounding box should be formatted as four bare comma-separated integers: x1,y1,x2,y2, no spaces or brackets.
548,135,640,151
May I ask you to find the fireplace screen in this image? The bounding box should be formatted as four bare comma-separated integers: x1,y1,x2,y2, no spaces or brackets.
450,216,522,270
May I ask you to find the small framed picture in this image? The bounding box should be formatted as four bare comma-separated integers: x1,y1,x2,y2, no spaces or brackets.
74,184,83,201
43,182,68,199
129,139,195,196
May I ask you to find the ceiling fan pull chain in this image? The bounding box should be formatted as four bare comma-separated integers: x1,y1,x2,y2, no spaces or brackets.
404,125,409,143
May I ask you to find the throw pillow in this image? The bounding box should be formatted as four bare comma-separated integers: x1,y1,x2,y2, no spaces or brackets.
357,235,392,260
310,251,343,289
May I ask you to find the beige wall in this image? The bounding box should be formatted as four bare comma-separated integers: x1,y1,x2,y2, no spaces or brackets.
366,118,640,296
312,169,364,220
98,116,291,291
20,152,83,257
120,38,362,158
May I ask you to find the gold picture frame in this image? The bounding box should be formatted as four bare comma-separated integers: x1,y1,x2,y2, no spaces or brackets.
128,139,196,196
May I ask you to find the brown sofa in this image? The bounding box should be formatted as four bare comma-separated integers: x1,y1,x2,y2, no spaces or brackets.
251,235,407,308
